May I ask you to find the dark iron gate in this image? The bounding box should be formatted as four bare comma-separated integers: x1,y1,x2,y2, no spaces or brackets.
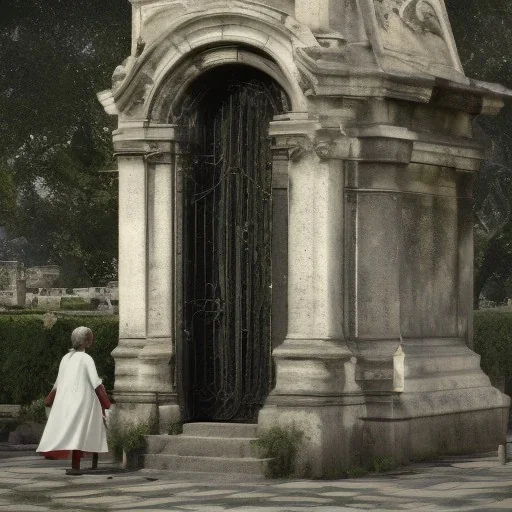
182,66,288,422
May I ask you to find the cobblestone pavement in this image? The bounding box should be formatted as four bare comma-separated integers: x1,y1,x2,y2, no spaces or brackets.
0,450,512,511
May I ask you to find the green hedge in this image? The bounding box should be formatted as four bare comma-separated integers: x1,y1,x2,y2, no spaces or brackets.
0,314,118,405
473,310,512,378
60,297,94,311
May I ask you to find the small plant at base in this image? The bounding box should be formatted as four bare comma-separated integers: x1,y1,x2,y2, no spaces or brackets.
107,416,157,460
346,466,369,478
122,423,151,452
17,397,47,425
106,418,125,460
253,425,304,478
370,455,396,473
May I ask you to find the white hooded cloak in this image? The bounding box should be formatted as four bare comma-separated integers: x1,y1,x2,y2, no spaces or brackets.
37,351,108,454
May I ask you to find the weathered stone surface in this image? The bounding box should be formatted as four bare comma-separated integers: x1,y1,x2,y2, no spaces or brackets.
0,261,25,307
25,266,59,289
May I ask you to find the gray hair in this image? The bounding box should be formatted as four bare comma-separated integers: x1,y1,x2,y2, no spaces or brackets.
71,326,93,350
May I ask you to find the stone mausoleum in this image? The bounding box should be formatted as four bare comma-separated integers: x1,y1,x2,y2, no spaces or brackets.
99,0,511,476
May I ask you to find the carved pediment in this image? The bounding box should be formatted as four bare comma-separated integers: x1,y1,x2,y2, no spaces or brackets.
369,0,465,81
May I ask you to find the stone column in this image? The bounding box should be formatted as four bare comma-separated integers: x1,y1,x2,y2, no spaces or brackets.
140,148,181,433
112,123,180,430
258,116,364,478
112,152,147,410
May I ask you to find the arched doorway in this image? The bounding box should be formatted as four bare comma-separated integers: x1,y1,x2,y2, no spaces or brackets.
180,65,289,422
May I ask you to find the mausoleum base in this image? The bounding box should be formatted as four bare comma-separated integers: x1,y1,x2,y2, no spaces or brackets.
259,387,508,477
258,401,366,478
363,394,509,464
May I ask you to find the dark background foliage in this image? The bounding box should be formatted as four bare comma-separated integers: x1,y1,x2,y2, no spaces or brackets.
474,311,512,382
446,0,512,306
0,0,131,285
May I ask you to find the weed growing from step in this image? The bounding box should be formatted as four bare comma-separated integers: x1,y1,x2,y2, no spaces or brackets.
346,456,397,478
346,466,369,478
107,414,158,460
370,455,395,473
168,421,183,435
253,425,304,478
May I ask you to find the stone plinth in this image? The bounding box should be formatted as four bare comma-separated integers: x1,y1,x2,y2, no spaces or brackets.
99,0,511,476
0,261,25,307
25,265,60,289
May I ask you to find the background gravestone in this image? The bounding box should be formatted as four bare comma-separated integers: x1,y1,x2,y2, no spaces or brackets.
0,261,25,307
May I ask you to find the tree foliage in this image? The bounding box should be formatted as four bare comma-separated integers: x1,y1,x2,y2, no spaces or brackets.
446,0,512,306
0,0,130,285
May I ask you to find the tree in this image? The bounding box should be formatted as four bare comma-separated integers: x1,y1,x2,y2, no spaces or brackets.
0,0,130,284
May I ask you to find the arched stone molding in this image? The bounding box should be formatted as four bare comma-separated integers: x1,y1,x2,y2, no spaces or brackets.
110,6,315,119
148,46,303,124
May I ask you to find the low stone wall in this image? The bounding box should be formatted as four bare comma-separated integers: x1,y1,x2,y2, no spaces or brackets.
0,405,21,442
0,405,21,419
25,283,119,311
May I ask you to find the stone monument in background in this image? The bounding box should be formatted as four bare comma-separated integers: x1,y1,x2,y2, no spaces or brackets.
25,265,60,289
99,0,511,476
0,262,26,307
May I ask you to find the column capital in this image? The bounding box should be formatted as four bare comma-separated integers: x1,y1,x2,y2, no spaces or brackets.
273,118,474,166
113,121,179,156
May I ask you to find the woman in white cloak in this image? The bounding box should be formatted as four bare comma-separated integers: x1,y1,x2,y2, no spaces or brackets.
37,326,111,474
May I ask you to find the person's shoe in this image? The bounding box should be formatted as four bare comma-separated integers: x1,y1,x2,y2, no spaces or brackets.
65,468,83,476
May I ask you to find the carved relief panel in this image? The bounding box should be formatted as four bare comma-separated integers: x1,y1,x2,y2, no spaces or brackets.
371,0,459,70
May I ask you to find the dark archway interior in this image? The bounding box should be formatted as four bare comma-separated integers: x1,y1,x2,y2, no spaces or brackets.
180,65,288,422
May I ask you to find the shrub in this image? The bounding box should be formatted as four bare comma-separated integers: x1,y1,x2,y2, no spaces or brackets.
370,455,396,473
17,397,47,425
346,466,369,478
60,297,93,311
253,425,304,478
473,311,512,378
108,417,158,459
0,313,118,404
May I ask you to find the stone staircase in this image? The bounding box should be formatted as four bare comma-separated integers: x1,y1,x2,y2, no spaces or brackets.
144,422,269,474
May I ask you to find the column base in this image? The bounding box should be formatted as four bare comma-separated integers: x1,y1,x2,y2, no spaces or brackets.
112,392,181,434
258,396,366,478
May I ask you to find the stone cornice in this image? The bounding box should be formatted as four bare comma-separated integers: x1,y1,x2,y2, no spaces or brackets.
269,116,485,170
431,78,511,115
113,122,179,156
295,47,512,113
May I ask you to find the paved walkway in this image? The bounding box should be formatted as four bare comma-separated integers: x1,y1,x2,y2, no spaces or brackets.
0,449,511,511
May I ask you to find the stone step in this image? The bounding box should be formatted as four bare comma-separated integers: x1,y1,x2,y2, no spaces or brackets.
143,453,269,474
145,434,257,458
182,422,258,438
